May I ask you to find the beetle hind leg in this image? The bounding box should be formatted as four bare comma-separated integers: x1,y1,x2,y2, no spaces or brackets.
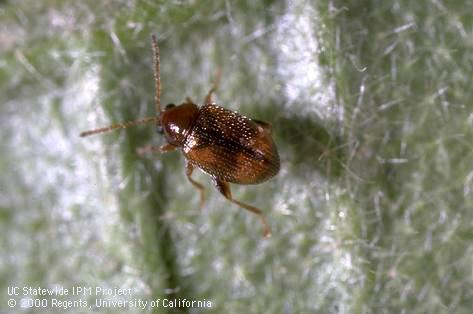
185,161,206,208
212,178,271,238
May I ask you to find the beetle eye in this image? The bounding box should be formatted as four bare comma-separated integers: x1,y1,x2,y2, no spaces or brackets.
156,125,163,134
165,103,175,110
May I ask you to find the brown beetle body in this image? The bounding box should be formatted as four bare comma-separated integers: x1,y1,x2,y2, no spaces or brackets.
80,35,279,238
163,102,280,184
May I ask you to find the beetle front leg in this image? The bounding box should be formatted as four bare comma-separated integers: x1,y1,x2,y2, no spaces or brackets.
204,68,221,105
185,161,206,208
212,178,271,239
136,143,177,156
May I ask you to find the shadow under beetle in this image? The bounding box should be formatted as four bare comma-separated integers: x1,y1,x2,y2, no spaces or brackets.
80,35,280,238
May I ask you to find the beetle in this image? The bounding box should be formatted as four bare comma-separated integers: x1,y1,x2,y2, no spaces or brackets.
80,34,280,238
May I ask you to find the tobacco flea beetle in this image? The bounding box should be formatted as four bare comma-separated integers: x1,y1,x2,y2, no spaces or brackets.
80,34,280,238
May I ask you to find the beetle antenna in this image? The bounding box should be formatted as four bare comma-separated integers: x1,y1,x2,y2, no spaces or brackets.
151,34,161,114
79,116,158,137
80,34,162,138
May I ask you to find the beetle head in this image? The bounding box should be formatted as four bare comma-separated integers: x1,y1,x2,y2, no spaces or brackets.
159,102,199,146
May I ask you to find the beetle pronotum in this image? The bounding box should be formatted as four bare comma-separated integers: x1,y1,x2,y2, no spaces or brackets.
81,35,280,238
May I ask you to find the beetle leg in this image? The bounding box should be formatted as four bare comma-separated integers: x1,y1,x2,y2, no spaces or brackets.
204,68,221,105
185,161,206,208
212,178,271,238
137,143,177,156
